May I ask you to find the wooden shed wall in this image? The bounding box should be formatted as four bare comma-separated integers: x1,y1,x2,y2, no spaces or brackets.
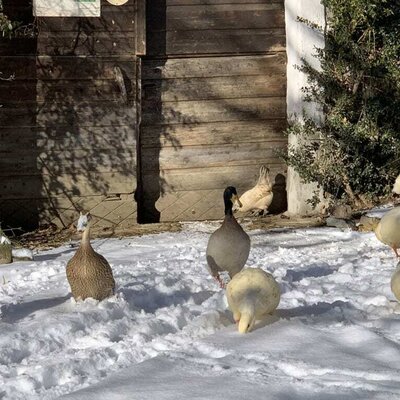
0,0,139,231
139,0,288,222
0,0,287,230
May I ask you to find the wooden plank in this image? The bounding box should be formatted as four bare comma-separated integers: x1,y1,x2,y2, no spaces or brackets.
142,74,286,102
0,104,36,127
142,164,287,193
35,101,137,127
141,141,287,171
37,32,136,56
37,125,137,148
147,28,286,55
0,38,37,56
0,149,135,175
36,57,136,81
0,125,136,151
0,57,37,80
142,54,286,80
0,82,36,102
0,56,137,82
141,120,287,147
0,128,37,151
142,97,286,125
39,149,136,175
162,5,285,31
0,101,137,128
0,80,125,102
135,0,146,55
1,172,136,199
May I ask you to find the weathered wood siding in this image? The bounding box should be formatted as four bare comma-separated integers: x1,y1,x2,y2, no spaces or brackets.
139,0,287,222
0,1,38,230
0,0,139,231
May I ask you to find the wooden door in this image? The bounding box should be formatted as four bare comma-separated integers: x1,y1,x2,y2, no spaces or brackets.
140,0,288,223
0,0,143,231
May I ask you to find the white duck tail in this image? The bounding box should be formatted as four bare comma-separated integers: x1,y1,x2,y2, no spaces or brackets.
258,165,272,187
237,303,256,334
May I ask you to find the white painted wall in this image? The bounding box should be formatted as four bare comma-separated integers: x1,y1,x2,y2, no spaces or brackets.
285,0,327,215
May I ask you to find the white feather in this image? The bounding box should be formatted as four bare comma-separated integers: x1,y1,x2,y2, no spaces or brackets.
235,165,273,214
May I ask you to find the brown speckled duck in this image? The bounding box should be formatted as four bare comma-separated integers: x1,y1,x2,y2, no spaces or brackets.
66,212,115,301
206,186,250,287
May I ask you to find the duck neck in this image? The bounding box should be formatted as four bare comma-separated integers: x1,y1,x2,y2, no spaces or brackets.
80,227,92,249
224,202,233,216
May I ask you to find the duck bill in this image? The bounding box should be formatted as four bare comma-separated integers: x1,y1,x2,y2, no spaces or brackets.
232,194,242,208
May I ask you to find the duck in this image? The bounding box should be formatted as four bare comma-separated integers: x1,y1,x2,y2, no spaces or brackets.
391,262,400,301
66,212,115,301
206,186,250,287
0,229,12,265
234,165,273,216
226,267,280,334
393,174,400,195
374,207,400,257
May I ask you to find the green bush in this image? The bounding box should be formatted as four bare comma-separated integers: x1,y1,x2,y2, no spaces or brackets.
284,0,400,209
0,13,20,38
0,0,20,38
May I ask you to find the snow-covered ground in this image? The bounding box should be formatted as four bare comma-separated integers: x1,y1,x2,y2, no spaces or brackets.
1,222,400,399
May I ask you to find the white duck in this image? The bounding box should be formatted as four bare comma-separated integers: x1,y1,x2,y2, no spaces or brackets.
374,207,400,257
226,268,280,334
391,262,400,301
234,165,273,215
374,175,400,257
206,186,250,287
392,174,400,195
66,212,115,301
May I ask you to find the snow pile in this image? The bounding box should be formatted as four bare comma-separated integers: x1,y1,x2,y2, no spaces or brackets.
0,224,399,399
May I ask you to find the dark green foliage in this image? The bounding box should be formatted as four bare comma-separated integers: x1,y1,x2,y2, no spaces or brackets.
0,1,20,38
284,0,400,208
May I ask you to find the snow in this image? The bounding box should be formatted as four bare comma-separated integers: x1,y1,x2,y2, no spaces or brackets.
0,235,11,245
1,222,400,399
11,248,34,260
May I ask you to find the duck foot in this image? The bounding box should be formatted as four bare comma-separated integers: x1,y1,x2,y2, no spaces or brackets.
214,274,225,288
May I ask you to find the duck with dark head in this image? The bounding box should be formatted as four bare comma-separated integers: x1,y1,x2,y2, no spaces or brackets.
206,187,251,287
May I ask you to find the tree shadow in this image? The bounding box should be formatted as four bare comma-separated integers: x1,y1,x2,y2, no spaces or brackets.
277,300,354,320
283,262,338,283
254,300,355,331
33,247,75,261
0,294,71,323
119,285,214,314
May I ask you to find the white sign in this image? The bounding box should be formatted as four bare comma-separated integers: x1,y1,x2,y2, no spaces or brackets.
33,0,101,17
106,0,129,5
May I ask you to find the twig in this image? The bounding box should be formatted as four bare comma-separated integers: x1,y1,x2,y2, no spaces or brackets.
0,72,15,81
